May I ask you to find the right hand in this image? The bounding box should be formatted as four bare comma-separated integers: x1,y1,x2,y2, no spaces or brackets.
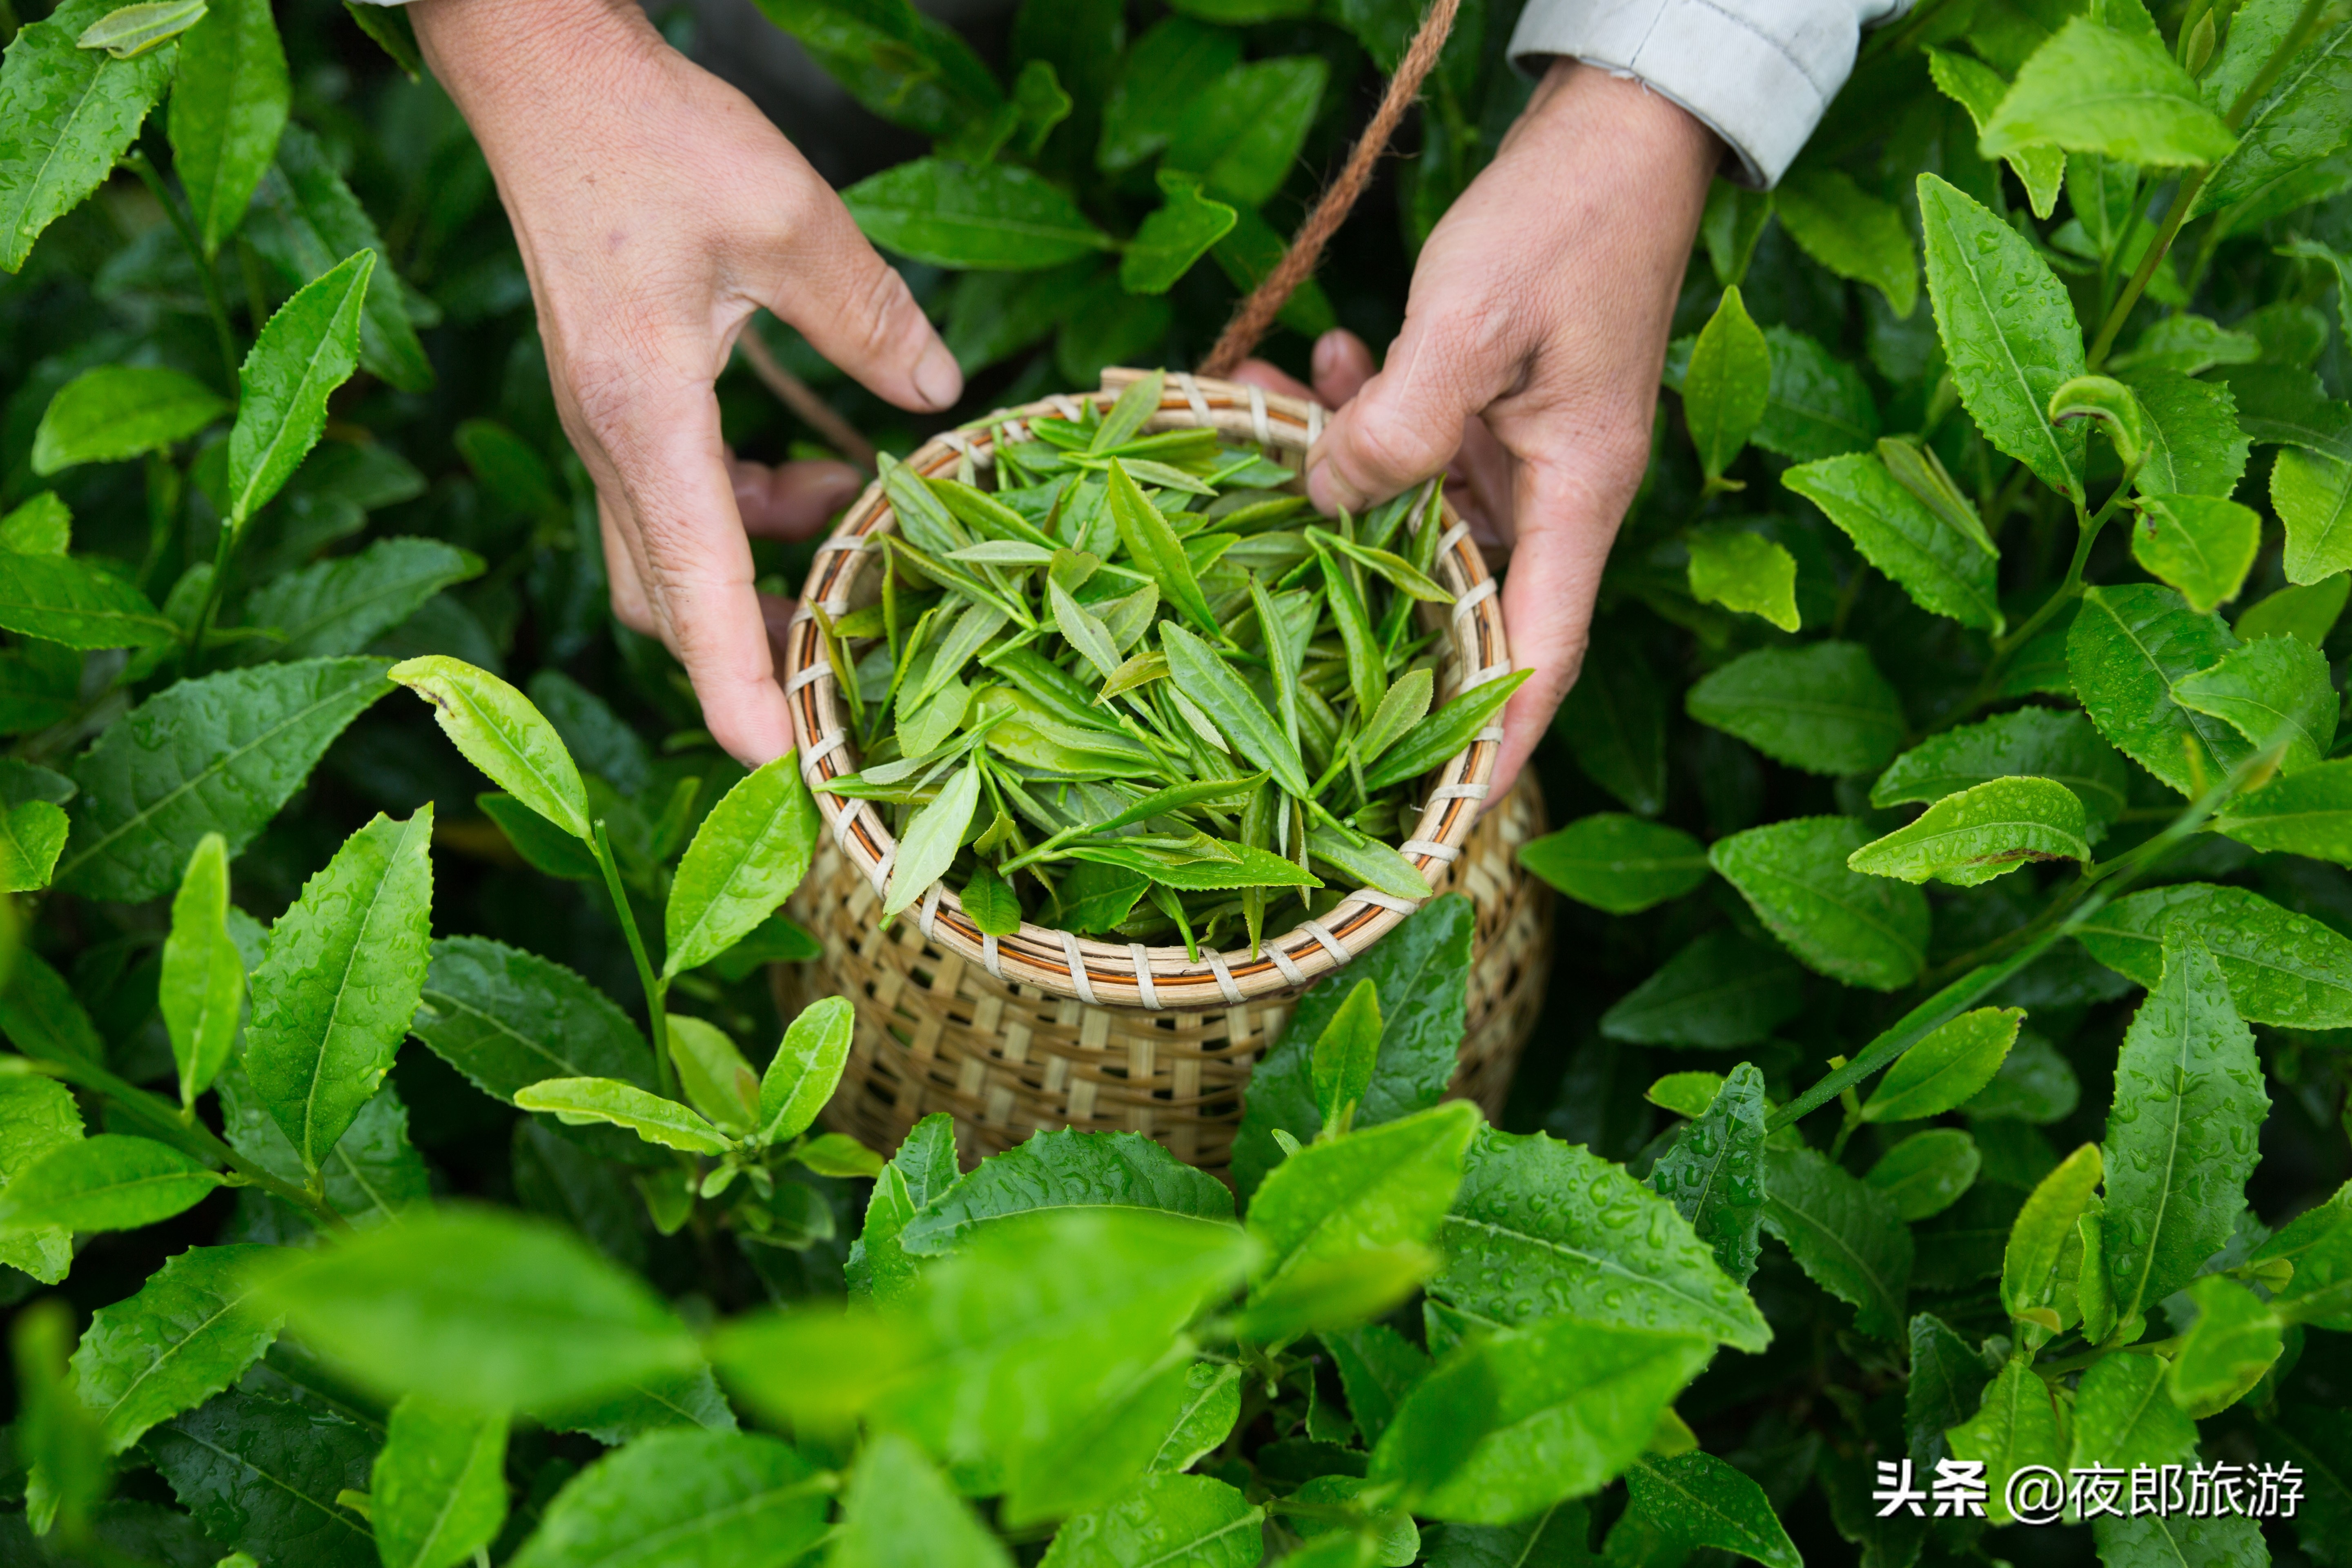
412,0,964,765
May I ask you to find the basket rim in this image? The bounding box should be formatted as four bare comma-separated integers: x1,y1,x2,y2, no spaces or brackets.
780,369,1515,1012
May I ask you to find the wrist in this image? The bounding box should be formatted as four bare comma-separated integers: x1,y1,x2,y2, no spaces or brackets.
413,0,666,122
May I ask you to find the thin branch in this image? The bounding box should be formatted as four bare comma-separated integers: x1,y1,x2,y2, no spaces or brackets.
737,325,878,471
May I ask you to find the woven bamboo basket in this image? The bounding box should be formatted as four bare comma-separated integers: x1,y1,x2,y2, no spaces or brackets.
774,768,1550,1172
775,370,1549,1169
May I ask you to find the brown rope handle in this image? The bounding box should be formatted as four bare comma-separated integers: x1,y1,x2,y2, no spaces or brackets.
1198,0,1463,380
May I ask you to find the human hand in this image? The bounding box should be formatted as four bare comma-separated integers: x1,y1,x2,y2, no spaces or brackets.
1235,62,1718,797
413,0,962,764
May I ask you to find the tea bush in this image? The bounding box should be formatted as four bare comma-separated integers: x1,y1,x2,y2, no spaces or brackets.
2,0,2351,1564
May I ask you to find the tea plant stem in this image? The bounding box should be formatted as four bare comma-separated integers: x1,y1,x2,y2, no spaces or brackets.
2087,171,2208,369
1777,752,2255,1130
125,152,240,390
592,818,678,1098
18,1054,345,1227
183,517,240,669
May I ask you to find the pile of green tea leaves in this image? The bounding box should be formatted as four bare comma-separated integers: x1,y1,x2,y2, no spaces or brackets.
813,372,1529,953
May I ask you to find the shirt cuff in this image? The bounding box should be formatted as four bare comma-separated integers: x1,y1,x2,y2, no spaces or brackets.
1508,0,1909,188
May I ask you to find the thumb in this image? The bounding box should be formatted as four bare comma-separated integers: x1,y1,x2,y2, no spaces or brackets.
763,185,963,415
1305,310,1509,515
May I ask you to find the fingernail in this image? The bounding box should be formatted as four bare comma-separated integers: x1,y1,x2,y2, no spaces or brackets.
915,343,963,412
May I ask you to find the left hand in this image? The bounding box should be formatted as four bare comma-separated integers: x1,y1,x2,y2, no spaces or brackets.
1234,60,1721,799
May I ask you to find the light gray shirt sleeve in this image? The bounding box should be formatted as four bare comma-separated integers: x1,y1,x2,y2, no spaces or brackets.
1508,0,1915,188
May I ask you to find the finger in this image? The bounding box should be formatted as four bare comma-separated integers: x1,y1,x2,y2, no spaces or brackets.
1485,457,1622,798
588,374,797,766
597,494,659,636
761,176,963,414
1306,306,1512,517
729,457,862,539
1310,330,1376,408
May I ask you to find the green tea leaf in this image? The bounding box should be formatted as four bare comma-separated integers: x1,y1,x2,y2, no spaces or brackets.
1232,894,1475,1193
1371,1316,1714,1523
54,658,390,902
1982,17,2236,166
2172,635,2337,769
167,0,288,256
2194,20,2352,215
1761,1144,1912,1339
1437,1125,1770,1352
241,537,482,660
2130,493,2260,612
1648,1061,1768,1285
1871,707,2131,831
1917,173,2088,498
1848,776,2091,887
509,1429,826,1568
1517,814,1708,915
663,751,818,979
1620,1452,1801,1568
1927,46,2065,215
1155,623,1310,795
1684,526,1800,630
842,156,1112,268
832,1432,1013,1568
1119,174,1236,294
2119,366,2249,499
515,1078,733,1157
884,758,982,920
1098,16,1241,171
227,249,374,526
1358,666,1434,765
0,1072,80,1282
1307,825,1432,902
2271,448,2352,584
1600,928,1805,1047
1864,1007,2022,1123
0,798,67,892
1311,979,1381,1132
244,808,433,1175
667,1014,757,1133
1784,452,2004,631
1682,285,1771,481
901,1126,1233,1255
1711,816,1930,990
2169,1274,2281,1417
1108,460,1219,635
0,550,176,649
1947,1357,2066,1525
2100,927,2268,1323
0,1134,224,1238
411,935,656,1104
373,1397,508,1568
1362,669,1531,793
1685,642,1907,776
239,125,431,390
2068,584,2250,795
1163,55,1327,207
69,1245,281,1454
160,832,243,1105
0,0,177,272
1866,1128,1980,1221
756,994,854,1146
1248,1101,1473,1322
2214,755,2352,863
2077,882,2352,1028
31,365,227,472
2069,1351,2197,1475
76,0,206,58
148,1390,377,1568
1319,1326,1424,1451
1774,168,1918,317
259,1207,701,1410
392,655,592,840
749,0,1002,138
2000,1141,2102,1323
1039,1472,1263,1568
